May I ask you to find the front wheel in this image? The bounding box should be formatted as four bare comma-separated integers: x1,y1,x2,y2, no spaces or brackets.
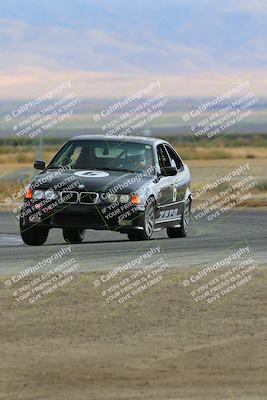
63,228,85,244
20,225,49,246
167,200,191,238
127,199,155,241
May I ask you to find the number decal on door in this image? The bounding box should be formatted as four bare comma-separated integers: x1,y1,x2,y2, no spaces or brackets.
158,208,179,221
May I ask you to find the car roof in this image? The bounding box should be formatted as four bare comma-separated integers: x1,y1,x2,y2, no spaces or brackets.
70,135,167,146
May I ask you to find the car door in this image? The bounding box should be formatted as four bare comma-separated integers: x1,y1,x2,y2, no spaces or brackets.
164,144,189,209
154,144,179,224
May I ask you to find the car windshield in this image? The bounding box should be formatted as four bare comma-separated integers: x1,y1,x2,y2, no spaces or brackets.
48,139,155,174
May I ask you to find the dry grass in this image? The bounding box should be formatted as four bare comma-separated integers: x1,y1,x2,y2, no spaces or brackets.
225,146,267,158
177,145,267,160
0,144,266,165
0,146,55,165
0,146,266,209
178,145,232,160
0,181,29,203
187,158,267,184
0,163,29,176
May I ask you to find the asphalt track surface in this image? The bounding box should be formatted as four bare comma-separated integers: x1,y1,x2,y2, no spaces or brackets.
0,209,266,274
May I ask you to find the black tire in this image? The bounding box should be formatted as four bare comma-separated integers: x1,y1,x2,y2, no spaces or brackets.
167,200,191,238
127,198,155,241
63,228,85,244
20,225,49,246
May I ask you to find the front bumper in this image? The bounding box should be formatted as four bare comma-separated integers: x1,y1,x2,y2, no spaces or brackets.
20,200,146,232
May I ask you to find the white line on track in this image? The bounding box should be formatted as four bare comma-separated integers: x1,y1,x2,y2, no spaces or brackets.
0,234,23,246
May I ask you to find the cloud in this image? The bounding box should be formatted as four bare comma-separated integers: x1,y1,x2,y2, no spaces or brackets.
0,18,236,76
228,0,267,14
0,65,267,99
0,3,267,100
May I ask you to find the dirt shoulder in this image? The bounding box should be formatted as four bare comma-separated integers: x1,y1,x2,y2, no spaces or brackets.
0,268,267,400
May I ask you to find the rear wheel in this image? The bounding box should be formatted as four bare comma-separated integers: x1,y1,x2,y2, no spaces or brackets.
20,225,49,246
127,199,155,241
63,228,85,244
167,200,191,238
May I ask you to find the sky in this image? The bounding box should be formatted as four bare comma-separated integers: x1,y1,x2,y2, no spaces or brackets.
0,0,267,98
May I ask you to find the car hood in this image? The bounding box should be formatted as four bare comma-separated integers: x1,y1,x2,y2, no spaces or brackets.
31,168,154,193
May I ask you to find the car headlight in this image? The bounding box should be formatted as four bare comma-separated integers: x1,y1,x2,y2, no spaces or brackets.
45,190,58,201
104,193,140,204
106,193,118,203
32,190,58,201
32,190,46,200
119,194,131,204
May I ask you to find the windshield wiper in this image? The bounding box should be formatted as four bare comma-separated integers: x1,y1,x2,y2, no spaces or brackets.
101,167,136,173
46,166,59,169
48,166,136,173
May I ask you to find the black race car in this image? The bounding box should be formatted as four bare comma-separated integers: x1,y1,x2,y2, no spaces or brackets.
20,135,191,245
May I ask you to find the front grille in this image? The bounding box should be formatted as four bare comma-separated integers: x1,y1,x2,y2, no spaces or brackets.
80,192,99,204
60,191,79,204
60,191,99,204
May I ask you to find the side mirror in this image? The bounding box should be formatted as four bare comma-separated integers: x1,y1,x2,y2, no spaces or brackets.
34,160,45,170
161,166,177,176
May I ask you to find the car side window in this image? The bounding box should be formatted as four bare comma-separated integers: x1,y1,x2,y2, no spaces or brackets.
164,145,183,171
157,144,171,171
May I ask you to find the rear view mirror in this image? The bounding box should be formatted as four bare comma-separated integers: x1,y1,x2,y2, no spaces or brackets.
161,166,177,176
34,160,46,170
